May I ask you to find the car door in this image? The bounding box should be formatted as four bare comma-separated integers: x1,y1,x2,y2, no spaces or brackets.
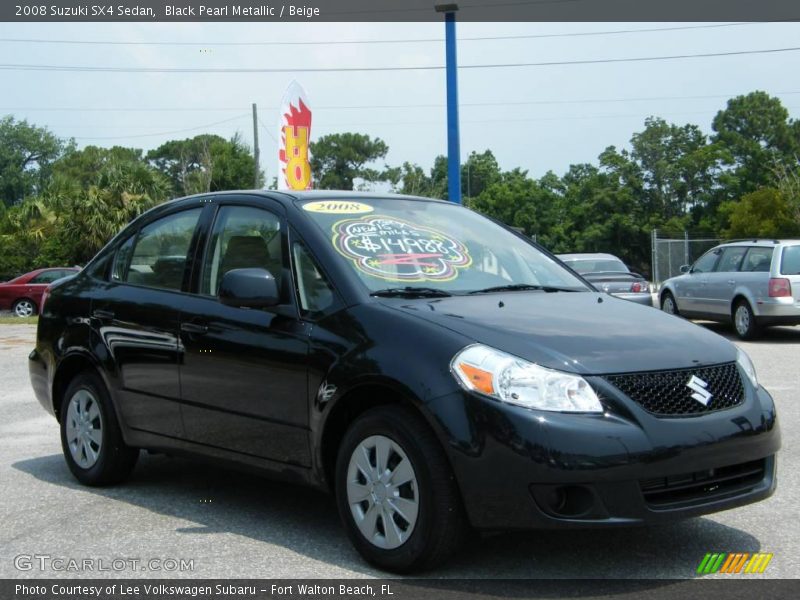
91,207,204,438
674,248,721,314
704,246,748,316
177,200,312,466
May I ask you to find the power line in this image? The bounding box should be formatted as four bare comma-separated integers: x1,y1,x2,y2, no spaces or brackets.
62,105,800,142
70,114,249,140
3,46,799,73
5,90,800,113
0,22,779,47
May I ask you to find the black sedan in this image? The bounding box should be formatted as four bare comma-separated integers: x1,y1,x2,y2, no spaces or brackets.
29,191,779,572
558,252,653,306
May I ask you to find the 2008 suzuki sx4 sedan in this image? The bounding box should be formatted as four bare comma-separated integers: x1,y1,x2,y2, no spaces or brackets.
30,191,779,572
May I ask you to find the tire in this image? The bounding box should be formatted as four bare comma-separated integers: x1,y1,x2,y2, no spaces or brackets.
335,405,467,573
60,371,139,486
733,300,760,340
12,298,37,317
660,291,680,316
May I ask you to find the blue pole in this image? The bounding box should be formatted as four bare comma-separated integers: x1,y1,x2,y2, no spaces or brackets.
444,12,461,204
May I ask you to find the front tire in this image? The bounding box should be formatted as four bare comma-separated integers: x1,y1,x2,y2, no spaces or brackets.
733,300,760,340
60,371,139,486
335,405,467,572
13,298,37,317
661,291,680,316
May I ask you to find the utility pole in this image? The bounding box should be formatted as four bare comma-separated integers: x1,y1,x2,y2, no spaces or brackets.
435,3,461,204
252,103,260,189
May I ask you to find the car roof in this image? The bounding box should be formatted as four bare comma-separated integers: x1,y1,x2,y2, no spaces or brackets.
717,239,800,248
170,189,449,209
556,253,622,261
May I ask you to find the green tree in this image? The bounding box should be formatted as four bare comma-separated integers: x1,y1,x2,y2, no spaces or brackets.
147,133,261,196
719,187,800,239
310,133,389,190
0,116,71,206
462,150,501,200
712,92,799,197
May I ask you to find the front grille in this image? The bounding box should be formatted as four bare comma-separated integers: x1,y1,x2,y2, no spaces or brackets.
640,459,766,509
605,362,744,417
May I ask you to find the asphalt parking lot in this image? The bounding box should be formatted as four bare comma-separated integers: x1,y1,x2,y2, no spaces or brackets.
0,322,798,580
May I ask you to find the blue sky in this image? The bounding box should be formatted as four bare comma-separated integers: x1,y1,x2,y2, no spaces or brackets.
1,21,798,182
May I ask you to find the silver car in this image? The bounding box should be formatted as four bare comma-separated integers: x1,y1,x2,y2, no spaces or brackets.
558,252,653,306
659,240,800,339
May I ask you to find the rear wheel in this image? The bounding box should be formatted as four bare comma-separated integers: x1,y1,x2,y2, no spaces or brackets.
60,371,139,486
335,405,467,572
660,292,679,316
733,300,760,340
13,298,36,317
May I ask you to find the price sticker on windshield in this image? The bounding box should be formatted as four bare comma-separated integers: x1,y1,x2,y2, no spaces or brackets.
332,215,472,282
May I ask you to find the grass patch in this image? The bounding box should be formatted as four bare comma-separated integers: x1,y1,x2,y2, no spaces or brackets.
0,316,38,325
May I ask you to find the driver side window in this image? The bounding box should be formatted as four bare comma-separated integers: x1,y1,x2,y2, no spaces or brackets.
693,249,721,274
201,206,283,297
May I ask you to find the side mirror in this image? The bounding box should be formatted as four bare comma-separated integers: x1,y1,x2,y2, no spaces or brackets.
219,268,280,309
680,265,691,274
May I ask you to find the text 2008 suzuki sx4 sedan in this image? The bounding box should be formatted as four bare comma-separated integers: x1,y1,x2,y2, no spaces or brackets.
30,191,779,571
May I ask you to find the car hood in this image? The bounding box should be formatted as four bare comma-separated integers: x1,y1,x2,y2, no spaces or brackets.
385,291,735,375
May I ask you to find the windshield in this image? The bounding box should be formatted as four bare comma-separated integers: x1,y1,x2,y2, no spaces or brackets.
564,259,628,274
299,199,589,294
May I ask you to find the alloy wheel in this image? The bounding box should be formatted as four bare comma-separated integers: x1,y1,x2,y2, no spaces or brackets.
735,305,751,337
65,389,104,469
662,296,676,315
14,300,34,317
346,434,419,550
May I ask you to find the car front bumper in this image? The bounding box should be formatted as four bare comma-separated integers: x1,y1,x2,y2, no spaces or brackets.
428,382,779,530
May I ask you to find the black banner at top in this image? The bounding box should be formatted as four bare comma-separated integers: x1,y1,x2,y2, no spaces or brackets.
2,0,799,22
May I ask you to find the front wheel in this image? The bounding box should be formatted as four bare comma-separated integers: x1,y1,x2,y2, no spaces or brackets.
661,292,680,316
733,300,760,340
60,371,139,486
335,405,467,572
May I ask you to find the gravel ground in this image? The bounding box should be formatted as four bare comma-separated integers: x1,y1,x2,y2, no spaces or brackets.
0,322,797,579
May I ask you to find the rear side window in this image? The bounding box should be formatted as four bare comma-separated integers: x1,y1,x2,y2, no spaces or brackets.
741,247,774,273
781,246,800,275
715,247,747,272
124,209,202,291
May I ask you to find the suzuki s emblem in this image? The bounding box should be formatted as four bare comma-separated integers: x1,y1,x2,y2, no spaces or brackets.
687,375,713,406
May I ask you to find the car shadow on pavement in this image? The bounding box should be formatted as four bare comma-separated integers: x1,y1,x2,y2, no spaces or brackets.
12,452,763,583
697,322,800,344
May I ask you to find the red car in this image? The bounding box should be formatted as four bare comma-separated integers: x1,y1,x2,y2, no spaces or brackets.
0,267,80,317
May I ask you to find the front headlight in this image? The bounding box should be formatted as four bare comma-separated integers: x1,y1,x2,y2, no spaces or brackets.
451,344,603,413
737,348,758,388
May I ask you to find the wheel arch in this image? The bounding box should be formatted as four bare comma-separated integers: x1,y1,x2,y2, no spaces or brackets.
52,352,109,422
731,291,756,318
317,381,447,492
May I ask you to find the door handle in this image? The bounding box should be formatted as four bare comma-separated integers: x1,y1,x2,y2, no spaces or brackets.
180,322,208,335
727,280,736,285
92,309,115,320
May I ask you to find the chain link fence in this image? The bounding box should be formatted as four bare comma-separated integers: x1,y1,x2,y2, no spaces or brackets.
651,230,720,290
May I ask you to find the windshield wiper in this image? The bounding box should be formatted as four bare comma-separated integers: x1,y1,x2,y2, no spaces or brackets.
468,284,579,294
371,286,453,298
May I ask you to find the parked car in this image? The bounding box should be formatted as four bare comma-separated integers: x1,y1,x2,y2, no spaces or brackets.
30,192,779,572
0,267,80,317
557,252,652,306
659,240,800,340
